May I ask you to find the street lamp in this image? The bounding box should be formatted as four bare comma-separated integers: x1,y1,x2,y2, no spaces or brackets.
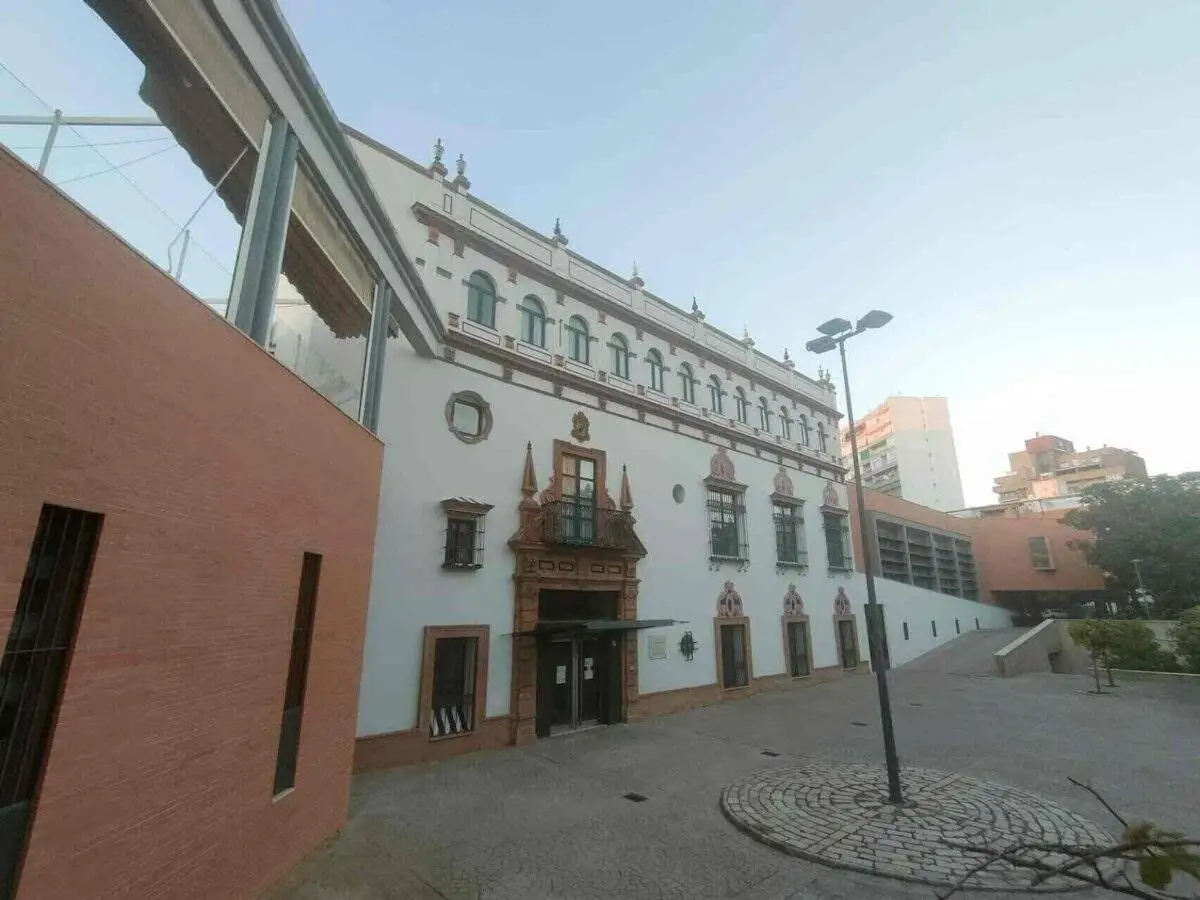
805,310,903,804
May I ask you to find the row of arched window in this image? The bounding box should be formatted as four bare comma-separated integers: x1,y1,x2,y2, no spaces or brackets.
465,271,830,452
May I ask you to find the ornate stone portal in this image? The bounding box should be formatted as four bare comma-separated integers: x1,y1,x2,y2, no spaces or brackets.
508,440,646,745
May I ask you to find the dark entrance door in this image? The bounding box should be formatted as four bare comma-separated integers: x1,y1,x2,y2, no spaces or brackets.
535,590,620,737
786,621,810,677
838,619,859,669
548,637,574,730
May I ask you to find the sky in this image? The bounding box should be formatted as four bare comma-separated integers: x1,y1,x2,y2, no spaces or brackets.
4,1,1199,504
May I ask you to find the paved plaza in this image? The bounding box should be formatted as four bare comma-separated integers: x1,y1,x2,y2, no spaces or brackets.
267,657,1200,899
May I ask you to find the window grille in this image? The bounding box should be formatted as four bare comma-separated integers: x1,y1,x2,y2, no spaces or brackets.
773,502,807,566
707,486,748,560
430,637,477,737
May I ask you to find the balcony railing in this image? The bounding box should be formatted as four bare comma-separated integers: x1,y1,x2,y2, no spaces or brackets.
542,500,638,549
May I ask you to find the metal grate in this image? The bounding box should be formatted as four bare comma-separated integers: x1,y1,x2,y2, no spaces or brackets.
444,517,485,567
542,500,637,550
0,504,103,896
274,552,321,794
773,503,806,565
707,486,748,560
623,792,648,803
430,637,477,737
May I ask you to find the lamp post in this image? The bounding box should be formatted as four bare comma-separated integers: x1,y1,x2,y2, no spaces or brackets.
805,310,903,804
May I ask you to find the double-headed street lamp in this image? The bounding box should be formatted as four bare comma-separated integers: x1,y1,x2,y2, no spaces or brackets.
806,310,903,804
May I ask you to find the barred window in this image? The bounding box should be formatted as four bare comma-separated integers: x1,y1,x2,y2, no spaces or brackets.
823,510,852,570
441,499,493,569
707,486,747,559
430,636,477,736
773,501,807,566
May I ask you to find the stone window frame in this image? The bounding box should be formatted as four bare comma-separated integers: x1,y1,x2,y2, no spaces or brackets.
565,315,592,364
713,616,753,690
677,362,697,404
645,348,667,392
734,387,749,424
445,390,493,444
417,624,490,741
705,477,749,563
1028,535,1055,571
781,614,813,678
707,375,724,415
608,332,634,380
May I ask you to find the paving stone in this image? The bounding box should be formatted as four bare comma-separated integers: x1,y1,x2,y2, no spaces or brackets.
721,761,1117,890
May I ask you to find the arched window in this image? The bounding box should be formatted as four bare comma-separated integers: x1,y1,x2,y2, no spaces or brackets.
646,348,665,392
565,315,590,364
818,421,828,452
734,388,748,424
780,408,792,440
708,376,723,414
759,397,772,432
519,295,546,347
610,333,630,379
466,271,496,328
799,414,811,446
678,363,695,404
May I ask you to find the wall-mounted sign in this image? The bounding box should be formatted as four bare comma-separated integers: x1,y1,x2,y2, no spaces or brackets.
555,665,567,685
648,635,667,660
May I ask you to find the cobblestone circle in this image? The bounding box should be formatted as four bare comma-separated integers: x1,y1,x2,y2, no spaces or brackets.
721,763,1116,891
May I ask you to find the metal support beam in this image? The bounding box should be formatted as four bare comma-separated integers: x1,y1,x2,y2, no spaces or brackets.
358,283,391,432
36,110,62,175
226,115,298,346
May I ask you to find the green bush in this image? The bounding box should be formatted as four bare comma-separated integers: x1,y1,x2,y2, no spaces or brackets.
1107,621,1180,672
1170,606,1200,673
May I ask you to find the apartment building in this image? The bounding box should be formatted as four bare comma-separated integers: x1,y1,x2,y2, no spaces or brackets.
840,396,965,512
993,434,1147,502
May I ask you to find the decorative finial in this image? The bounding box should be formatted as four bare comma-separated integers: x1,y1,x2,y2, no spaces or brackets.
690,296,705,321
452,152,471,190
629,261,644,290
741,325,754,347
619,464,634,511
520,441,539,509
783,347,795,369
552,217,569,246
429,138,447,177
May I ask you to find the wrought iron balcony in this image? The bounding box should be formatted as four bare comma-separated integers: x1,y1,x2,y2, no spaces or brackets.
542,500,638,550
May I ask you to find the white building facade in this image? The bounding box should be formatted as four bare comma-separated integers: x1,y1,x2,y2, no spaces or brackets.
347,132,1010,769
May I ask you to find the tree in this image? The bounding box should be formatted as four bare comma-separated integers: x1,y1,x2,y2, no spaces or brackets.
938,778,1200,899
1065,473,1200,619
1170,606,1200,673
1107,620,1180,673
1069,619,1117,691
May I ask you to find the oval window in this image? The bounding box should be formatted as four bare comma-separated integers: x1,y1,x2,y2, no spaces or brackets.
672,484,686,504
445,390,493,444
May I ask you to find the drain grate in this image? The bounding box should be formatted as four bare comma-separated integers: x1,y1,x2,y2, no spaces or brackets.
623,792,648,803
761,750,780,757
850,721,869,727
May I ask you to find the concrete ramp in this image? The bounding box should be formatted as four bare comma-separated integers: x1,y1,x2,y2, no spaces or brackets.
900,628,1028,676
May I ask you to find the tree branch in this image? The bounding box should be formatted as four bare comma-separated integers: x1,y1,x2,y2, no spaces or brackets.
1067,775,1129,828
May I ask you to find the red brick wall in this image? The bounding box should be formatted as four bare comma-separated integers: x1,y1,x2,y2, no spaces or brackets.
0,153,383,899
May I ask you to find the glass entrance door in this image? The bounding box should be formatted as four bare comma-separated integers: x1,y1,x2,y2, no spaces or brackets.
546,635,606,734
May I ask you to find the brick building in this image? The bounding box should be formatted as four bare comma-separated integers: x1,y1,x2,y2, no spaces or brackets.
0,0,439,896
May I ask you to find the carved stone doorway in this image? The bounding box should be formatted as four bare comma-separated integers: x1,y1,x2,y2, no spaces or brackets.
509,438,646,746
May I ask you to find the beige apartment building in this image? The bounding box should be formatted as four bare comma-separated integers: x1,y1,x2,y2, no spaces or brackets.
993,434,1147,503
840,396,965,512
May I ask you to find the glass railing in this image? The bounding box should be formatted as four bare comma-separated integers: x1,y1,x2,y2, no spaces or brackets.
0,61,248,305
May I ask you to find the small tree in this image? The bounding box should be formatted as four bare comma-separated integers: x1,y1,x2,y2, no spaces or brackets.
1171,606,1200,673
1069,619,1117,691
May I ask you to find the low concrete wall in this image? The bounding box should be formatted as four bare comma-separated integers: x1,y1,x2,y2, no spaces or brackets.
994,619,1060,677
995,619,1186,678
